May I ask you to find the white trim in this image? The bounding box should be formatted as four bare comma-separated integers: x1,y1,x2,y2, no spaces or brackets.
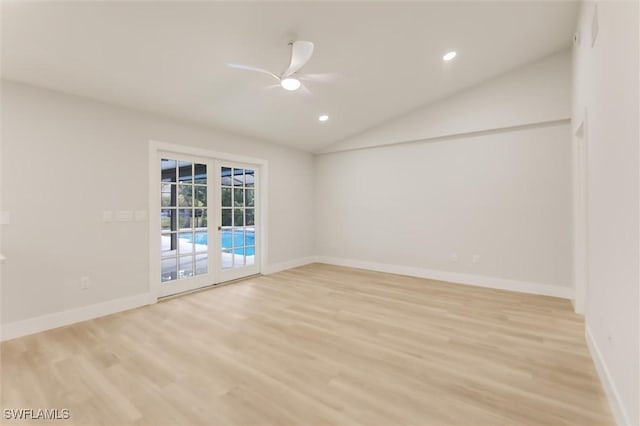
2,257,573,341
1,293,153,342
0,254,313,342
264,256,317,275
317,119,571,155
150,140,269,166
316,256,573,299
149,143,162,300
585,325,630,426
572,112,589,315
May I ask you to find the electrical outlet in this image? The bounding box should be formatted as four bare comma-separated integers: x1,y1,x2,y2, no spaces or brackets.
450,253,458,262
80,276,90,290
103,211,113,223
472,254,480,264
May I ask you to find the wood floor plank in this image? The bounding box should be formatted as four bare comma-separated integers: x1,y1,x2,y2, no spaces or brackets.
1,263,613,425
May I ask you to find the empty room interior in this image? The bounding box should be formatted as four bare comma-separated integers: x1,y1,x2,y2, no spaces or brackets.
1,1,638,425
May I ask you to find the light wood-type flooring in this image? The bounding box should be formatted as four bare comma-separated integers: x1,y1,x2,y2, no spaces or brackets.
1,263,613,425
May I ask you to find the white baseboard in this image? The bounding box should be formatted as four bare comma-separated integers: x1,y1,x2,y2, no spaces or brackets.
0,257,314,342
1,293,153,342
264,256,317,275
586,325,631,426
0,257,572,342
316,256,573,299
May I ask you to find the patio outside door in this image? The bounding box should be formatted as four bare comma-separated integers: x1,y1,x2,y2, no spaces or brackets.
157,154,259,297
217,162,259,282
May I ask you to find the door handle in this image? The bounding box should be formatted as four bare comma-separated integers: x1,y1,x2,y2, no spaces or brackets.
217,226,222,231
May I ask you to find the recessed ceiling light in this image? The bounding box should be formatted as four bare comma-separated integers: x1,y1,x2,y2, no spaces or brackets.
280,77,301,91
318,114,329,122
443,51,457,61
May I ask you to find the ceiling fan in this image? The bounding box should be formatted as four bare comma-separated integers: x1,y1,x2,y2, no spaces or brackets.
226,40,330,93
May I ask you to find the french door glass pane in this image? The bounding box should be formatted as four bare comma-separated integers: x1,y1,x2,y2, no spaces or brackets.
246,189,254,207
161,257,177,282
235,247,245,267
195,208,207,228
178,232,194,256
161,158,208,283
161,184,175,207
233,188,244,206
222,188,231,207
234,229,242,247
161,234,177,257
245,229,255,246
221,209,232,226
234,209,244,226
233,168,243,186
245,170,254,187
161,159,177,182
246,248,255,266
178,185,192,207
246,209,255,226
194,186,207,206
221,166,256,270
178,161,193,183
221,167,232,186
179,256,194,278
161,209,174,230
195,231,208,252
178,209,192,229
194,164,207,184
195,254,208,275
221,232,232,250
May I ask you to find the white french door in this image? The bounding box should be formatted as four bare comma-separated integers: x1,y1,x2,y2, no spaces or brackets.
157,153,259,297
216,162,260,282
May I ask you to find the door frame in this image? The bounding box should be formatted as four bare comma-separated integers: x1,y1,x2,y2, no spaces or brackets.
148,140,269,301
573,113,589,315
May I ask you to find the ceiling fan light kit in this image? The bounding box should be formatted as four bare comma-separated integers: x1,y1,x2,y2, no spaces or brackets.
280,77,301,91
443,51,457,61
227,40,317,93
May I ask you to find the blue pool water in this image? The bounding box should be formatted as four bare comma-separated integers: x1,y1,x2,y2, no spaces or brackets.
180,230,255,255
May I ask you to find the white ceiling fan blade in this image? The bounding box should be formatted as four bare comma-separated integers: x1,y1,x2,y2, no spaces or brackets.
298,84,313,97
226,63,279,81
240,83,282,99
299,72,338,83
249,84,281,95
282,41,314,78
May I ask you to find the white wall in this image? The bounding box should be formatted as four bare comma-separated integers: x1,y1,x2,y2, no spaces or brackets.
321,50,571,153
315,51,574,297
573,2,639,425
1,80,315,326
316,122,572,295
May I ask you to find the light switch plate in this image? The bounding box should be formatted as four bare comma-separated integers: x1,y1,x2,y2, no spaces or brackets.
116,210,133,222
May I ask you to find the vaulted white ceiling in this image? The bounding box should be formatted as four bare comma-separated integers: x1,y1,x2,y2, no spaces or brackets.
2,1,578,152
